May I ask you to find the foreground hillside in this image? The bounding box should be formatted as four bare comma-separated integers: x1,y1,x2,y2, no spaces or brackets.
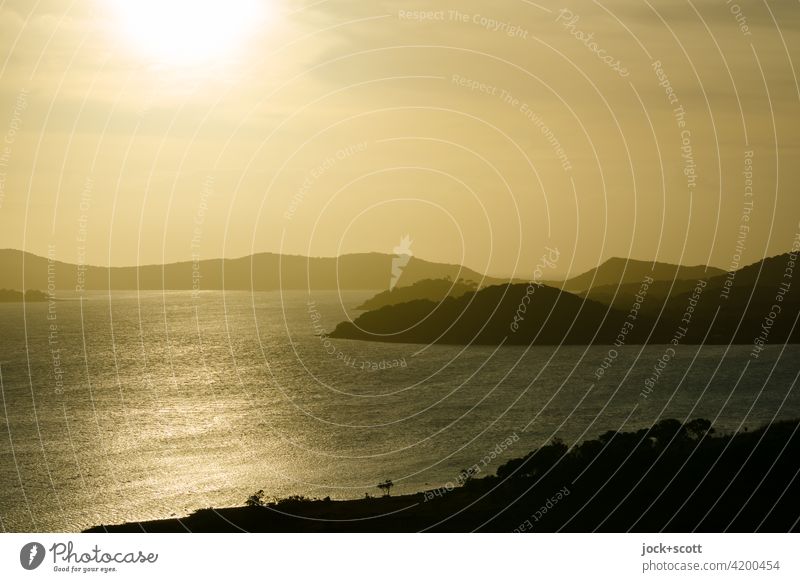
85,418,800,532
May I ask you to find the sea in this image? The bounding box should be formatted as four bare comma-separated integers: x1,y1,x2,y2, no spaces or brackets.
0,291,798,532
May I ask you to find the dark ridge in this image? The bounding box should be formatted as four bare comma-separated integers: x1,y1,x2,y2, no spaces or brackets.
552,257,726,293
356,277,479,310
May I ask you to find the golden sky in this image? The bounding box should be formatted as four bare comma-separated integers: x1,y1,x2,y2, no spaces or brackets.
0,0,798,278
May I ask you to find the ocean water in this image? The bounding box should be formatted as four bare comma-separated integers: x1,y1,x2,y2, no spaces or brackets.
0,290,798,532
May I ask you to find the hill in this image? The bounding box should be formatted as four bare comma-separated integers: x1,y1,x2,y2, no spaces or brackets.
329,283,629,345
552,257,725,293
356,277,480,310
329,252,800,346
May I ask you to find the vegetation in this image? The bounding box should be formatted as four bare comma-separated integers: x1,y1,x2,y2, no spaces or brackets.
245,489,265,507
377,479,394,497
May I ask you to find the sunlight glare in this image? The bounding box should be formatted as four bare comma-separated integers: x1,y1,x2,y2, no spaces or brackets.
109,0,267,66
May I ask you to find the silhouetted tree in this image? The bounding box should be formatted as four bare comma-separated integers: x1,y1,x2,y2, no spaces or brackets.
377,479,394,497
650,418,686,445
685,418,714,440
246,490,265,507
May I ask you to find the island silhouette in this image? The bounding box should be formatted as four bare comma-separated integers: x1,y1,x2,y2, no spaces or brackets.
329,252,799,345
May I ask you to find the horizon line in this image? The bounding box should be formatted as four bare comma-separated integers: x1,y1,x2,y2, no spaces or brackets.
0,246,764,280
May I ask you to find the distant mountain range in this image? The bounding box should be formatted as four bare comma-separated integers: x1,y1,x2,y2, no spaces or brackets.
0,248,728,294
329,252,799,346
0,288,46,302
5,247,795,345
0,249,505,292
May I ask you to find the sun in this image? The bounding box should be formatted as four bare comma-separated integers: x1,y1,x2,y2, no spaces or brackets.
108,0,267,66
